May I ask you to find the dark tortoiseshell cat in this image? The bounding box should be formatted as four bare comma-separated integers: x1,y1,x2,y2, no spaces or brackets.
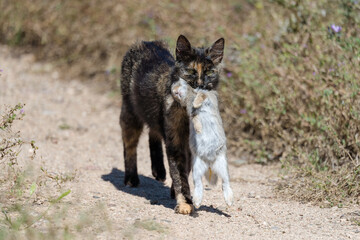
120,35,224,214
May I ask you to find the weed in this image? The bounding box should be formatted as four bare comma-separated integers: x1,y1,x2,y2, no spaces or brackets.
0,103,108,239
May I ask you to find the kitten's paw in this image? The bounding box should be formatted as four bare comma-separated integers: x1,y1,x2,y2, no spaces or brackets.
192,187,203,208
124,173,140,187
224,187,234,207
193,202,201,208
192,195,202,208
175,203,194,215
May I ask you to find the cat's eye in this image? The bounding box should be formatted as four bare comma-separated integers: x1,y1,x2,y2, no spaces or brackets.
205,70,215,75
186,69,197,75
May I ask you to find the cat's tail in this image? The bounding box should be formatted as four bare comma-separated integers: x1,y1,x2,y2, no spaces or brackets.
205,167,218,185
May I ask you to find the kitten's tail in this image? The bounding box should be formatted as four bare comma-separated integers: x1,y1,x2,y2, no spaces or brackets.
205,167,218,185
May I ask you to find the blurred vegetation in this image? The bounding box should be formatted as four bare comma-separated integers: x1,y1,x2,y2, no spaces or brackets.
0,104,109,239
0,0,360,205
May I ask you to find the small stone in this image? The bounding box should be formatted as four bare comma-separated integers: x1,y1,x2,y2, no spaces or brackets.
248,192,256,198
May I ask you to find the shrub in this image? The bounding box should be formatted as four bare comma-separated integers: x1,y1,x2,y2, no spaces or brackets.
0,104,75,239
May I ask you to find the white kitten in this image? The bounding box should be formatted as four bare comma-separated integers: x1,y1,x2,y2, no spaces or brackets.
171,78,233,208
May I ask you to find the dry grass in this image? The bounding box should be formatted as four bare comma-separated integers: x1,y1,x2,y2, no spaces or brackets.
1,0,360,205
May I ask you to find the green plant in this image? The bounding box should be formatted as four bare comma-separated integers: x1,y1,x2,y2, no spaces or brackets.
0,104,75,239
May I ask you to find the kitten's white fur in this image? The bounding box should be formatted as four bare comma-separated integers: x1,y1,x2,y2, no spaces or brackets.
171,78,233,208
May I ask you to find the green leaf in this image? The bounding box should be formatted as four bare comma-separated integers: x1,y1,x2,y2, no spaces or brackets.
29,182,37,196
50,189,71,204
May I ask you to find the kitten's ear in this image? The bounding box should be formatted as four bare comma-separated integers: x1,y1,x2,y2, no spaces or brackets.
207,38,225,64
193,92,207,109
176,35,192,61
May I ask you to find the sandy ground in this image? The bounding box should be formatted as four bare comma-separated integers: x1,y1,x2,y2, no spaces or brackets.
1,45,360,240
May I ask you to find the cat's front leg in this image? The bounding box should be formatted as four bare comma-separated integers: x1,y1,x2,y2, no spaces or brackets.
165,110,193,214
166,144,193,214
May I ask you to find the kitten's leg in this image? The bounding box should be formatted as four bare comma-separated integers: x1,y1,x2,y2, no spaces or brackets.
120,103,143,187
192,156,207,208
213,152,233,206
149,130,166,182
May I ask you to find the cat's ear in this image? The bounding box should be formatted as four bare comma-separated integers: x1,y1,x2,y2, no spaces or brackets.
193,92,207,109
207,38,225,64
176,35,192,61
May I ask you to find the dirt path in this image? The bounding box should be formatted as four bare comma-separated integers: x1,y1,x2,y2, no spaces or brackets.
1,46,359,240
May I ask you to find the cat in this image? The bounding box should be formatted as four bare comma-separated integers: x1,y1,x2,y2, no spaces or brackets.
171,78,233,208
120,35,224,214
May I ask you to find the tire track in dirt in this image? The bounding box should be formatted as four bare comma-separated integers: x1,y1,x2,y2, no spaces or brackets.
1,46,359,239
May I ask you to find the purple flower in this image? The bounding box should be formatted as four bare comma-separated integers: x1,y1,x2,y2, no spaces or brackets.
226,72,232,78
20,109,24,114
329,68,334,72
312,71,316,76
240,109,247,114
331,24,341,33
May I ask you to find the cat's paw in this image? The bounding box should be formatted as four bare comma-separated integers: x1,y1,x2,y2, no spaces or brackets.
152,165,166,182
175,203,194,215
124,173,140,187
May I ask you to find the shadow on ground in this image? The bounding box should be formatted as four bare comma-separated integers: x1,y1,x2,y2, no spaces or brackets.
196,205,231,218
101,168,232,217
101,168,175,210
